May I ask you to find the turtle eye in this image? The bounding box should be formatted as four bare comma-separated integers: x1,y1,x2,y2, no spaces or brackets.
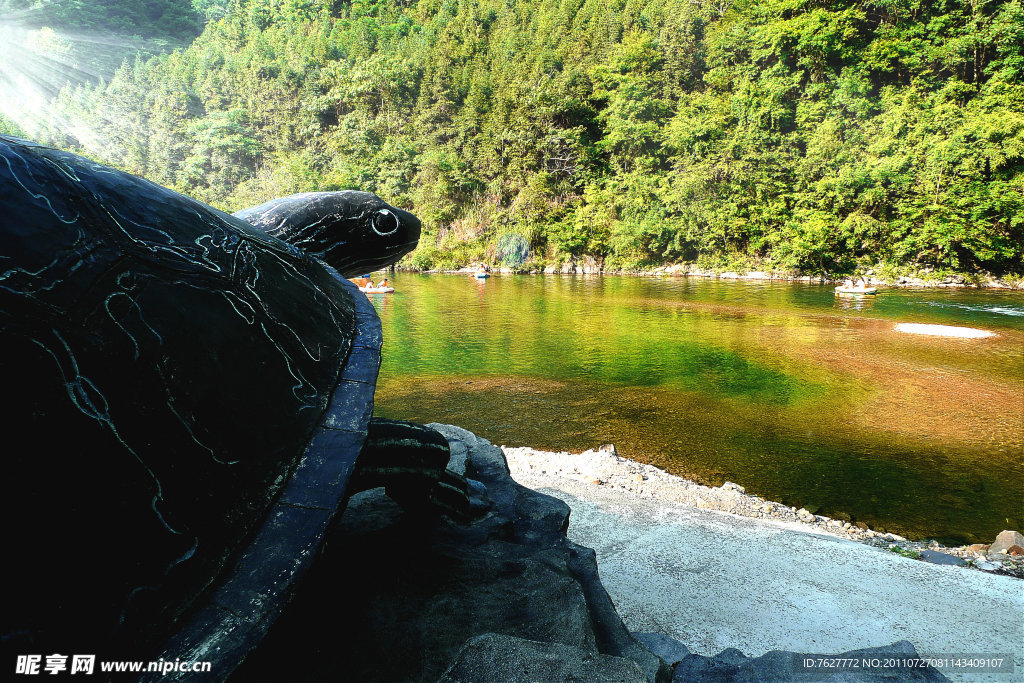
371,209,400,236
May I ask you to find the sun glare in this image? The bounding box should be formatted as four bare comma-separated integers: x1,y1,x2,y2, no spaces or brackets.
0,12,169,152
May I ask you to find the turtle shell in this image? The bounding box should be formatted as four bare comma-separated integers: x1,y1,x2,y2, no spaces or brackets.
0,136,411,666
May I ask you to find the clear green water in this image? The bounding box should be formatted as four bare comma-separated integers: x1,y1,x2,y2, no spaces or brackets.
370,274,1024,544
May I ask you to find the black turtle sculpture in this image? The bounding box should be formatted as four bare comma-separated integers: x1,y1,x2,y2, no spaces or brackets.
0,136,475,675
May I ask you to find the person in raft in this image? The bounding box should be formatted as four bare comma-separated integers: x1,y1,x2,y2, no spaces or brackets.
378,278,389,288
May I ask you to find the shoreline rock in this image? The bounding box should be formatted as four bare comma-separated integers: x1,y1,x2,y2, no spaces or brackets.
501,444,1024,579
402,264,1024,291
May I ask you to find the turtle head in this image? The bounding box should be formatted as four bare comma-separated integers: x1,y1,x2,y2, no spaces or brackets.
233,191,420,276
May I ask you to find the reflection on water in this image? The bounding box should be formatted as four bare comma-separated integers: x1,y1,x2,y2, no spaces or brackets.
371,274,1024,543
834,292,876,312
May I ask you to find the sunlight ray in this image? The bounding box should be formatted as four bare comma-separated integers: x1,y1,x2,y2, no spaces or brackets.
0,14,171,152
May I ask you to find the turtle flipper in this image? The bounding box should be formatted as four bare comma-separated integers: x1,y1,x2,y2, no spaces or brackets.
349,418,489,522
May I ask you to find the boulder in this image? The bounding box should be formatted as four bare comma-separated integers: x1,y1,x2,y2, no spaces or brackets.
989,530,1024,556
633,632,691,666
439,633,647,682
920,549,967,567
582,255,603,273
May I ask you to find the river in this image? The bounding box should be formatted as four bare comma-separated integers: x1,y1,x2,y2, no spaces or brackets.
368,273,1024,544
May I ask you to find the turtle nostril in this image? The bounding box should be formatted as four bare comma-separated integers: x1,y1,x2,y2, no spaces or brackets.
372,209,400,236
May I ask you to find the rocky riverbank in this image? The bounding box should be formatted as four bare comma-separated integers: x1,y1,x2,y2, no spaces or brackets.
433,263,1024,290
501,443,1024,579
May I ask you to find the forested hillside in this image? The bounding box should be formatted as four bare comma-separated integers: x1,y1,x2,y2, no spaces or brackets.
0,0,199,37
0,0,200,129
15,0,1024,276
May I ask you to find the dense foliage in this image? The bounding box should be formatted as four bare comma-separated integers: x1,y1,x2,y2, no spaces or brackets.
0,0,200,39
0,1,201,108
14,0,1024,275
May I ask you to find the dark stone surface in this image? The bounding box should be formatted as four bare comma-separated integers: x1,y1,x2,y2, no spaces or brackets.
673,640,948,682
634,632,692,667
920,549,968,566
439,633,647,682
0,136,414,671
352,418,479,520
230,432,670,683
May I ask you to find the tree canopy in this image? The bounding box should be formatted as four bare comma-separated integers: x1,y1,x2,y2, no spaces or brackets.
12,0,1023,276
0,0,200,39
